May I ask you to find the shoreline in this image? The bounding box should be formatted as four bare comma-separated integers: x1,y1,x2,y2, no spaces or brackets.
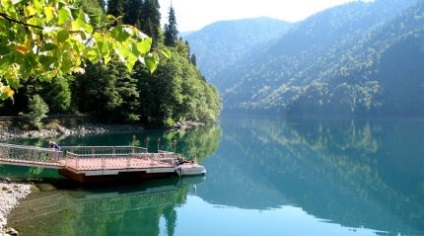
0,121,205,140
0,123,144,140
0,181,31,236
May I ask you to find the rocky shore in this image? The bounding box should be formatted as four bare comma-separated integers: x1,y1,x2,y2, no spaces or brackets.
0,123,144,140
0,181,31,236
0,121,202,140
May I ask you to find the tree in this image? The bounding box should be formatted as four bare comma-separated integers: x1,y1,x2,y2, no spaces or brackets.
73,61,140,122
20,94,49,129
107,0,125,17
139,0,161,46
190,54,197,66
123,0,142,27
164,7,178,47
0,0,159,101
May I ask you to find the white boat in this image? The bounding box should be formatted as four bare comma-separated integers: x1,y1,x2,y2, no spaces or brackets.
176,162,207,176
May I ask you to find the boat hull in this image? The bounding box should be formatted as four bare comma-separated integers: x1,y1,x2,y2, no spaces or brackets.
177,164,206,176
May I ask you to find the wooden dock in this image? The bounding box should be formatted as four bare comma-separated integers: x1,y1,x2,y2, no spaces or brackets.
0,143,198,183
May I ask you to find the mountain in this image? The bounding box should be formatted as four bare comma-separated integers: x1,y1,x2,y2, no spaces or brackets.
184,17,292,83
188,0,424,116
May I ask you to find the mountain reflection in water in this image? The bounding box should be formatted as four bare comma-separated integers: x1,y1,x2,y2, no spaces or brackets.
197,115,424,235
5,115,424,235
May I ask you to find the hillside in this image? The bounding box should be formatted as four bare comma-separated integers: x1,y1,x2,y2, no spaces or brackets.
189,0,424,116
184,17,292,83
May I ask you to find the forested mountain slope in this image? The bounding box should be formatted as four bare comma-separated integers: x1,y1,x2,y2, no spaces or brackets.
190,0,424,116
184,17,292,83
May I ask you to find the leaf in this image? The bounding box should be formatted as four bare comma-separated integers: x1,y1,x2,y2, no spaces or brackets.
3,86,14,97
87,48,101,62
60,53,72,73
41,43,57,51
110,26,131,42
15,44,28,54
97,40,109,57
57,30,69,43
90,14,101,25
39,55,56,70
104,14,117,24
24,5,36,17
136,39,151,55
44,6,55,22
145,54,159,74
125,54,138,72
58,8,72,24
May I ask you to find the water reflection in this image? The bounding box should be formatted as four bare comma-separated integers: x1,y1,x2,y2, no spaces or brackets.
5,116,424,235
197,115,424,235
10,177,205,236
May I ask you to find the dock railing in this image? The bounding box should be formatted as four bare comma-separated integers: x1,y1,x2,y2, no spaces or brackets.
0,143,181,171
0,142,63,166
60,146,180,171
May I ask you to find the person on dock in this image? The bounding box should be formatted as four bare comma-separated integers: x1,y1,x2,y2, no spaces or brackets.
48,141,61,151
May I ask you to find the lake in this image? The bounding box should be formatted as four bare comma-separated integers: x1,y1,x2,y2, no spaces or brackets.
3,115,424,235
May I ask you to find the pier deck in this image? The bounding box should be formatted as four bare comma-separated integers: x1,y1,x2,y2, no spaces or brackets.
0,143,188,182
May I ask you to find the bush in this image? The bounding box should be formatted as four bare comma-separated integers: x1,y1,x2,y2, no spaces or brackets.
19,95,49,129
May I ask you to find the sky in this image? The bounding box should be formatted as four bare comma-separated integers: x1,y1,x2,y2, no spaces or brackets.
159,0,368,32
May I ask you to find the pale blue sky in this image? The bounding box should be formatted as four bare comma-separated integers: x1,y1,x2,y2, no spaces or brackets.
159,0,372,32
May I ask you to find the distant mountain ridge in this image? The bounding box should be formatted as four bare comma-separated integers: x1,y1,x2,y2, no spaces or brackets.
185,0,424,116
184,17,292,82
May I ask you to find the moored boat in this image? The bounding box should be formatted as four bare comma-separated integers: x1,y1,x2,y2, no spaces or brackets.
176,162,207,176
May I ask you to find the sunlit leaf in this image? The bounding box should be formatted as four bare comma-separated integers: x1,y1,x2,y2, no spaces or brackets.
145,54,159,74
136,39,151,55
58,8,72,24
110,26,131,42
57,30,69,42
44,6,55,22
3,86,14,97
24,5,36,16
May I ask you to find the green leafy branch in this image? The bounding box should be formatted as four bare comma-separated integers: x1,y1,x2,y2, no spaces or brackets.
0,0,163,101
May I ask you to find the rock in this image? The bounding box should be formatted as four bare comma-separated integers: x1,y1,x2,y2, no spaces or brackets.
30,185,40,193
0,183,31,234
5,227,19,235
35,183,56,191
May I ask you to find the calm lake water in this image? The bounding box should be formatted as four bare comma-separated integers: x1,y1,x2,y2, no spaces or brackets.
3,115,424,236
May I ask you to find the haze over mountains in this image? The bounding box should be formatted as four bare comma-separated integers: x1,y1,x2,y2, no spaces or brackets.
185,0,424,116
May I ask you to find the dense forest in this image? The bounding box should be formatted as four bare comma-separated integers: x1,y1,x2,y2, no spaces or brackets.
0,0,222,128
186,0,424,116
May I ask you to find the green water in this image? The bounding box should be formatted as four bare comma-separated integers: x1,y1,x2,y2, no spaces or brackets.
3,115,424,235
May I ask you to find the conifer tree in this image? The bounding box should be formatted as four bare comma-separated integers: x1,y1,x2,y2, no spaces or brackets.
164,7,179,47
139,0,161,46
190,54,197,66
107,0,125,17
124,0,142,27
